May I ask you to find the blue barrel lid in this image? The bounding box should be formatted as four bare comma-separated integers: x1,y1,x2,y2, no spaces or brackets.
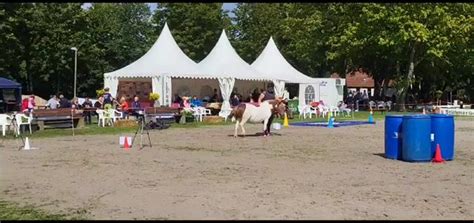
385,114,404,118
403,114,431,119
430,114,454,118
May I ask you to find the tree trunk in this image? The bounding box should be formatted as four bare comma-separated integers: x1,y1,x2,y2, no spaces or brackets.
382,76,389,101
397,44,416,112
26,51,33,93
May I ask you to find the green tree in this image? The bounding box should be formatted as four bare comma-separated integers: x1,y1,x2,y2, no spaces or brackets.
152,3,232,62
326,3,473,109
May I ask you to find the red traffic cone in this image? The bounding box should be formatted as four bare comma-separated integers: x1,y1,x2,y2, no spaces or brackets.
432,144,445,163
124,137,130,151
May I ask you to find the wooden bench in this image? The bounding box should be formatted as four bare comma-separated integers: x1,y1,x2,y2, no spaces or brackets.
27,108,85,131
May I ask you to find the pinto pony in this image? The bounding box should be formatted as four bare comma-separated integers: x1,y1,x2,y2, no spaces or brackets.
229,98,286,137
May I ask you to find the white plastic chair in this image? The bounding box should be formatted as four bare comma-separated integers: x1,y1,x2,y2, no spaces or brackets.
329,106,340,117
96,109,113,127
369,101,376,110
0,114,12,136
386,101,392,111
109,109,123,123
194,106,212,122
15,113,32,135
377,101,385,109
191,107,202,122
298,105,313,119
317,105,329,118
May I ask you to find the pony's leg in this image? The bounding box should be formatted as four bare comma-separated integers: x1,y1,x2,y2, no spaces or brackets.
263,119,269,136
240,118,248,137
234,120,240,137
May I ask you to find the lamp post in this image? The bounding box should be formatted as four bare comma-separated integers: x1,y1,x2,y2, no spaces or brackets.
70,47,78,98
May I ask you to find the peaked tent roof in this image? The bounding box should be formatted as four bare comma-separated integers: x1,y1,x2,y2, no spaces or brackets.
0,77,22,89
198,30,274,81
251,37,315,84
104,23,208,79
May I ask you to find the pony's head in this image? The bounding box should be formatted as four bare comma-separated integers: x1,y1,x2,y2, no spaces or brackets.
269,97,286,116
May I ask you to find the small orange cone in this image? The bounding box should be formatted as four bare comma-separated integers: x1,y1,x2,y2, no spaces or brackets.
432,144,445,163
124,137,130,151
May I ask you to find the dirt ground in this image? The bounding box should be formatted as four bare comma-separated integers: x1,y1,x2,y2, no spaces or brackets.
1,120,473,220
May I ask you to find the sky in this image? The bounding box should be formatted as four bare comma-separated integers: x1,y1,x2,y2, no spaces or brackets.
81,3,238,17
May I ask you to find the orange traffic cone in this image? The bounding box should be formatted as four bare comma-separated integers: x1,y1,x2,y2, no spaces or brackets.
124,137,130,151
432,144,445,163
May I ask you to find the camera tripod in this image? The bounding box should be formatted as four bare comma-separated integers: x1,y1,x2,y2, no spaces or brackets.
131,115,152,150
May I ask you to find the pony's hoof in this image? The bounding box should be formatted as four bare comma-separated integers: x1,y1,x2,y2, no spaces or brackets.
234,135,238,138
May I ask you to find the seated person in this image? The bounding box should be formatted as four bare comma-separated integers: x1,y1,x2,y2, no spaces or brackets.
182,97,191,108
119,96,129,119
130,95,143,118
173,94,183,107
190,96,203,107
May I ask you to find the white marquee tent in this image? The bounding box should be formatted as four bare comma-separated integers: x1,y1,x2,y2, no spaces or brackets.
197,30,277,116
103,23,214,106
103,23,345,113
251,37,345,107
251,36,315,97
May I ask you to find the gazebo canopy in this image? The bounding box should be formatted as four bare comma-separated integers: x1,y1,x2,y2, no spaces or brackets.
0,77,21,89
251,37,314,84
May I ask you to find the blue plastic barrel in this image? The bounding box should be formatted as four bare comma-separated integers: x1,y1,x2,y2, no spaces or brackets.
402,115,432,162
384,115,404,160
431,114,455,160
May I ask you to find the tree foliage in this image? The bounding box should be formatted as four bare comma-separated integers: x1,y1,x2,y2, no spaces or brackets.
0,3,472,105
152,3,231,62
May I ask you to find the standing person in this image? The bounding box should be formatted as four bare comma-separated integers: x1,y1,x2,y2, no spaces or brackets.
82,97,93,124
46,95,59,109
210,88,219,103
94,96,104,109
354,91,361,111
27,95,36,112
59,94,71,108
103,87,113,106
362,90,369,107
94,96,104,121
258,86,276,135
345,92,354,110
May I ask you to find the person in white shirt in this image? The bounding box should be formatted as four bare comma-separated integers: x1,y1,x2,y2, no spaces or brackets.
46,95,59,109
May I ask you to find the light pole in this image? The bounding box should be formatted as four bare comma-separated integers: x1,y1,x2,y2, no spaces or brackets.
70,47,78,98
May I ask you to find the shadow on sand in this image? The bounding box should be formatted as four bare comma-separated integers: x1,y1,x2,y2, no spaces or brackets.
228,132,283,138
372,153,386,159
